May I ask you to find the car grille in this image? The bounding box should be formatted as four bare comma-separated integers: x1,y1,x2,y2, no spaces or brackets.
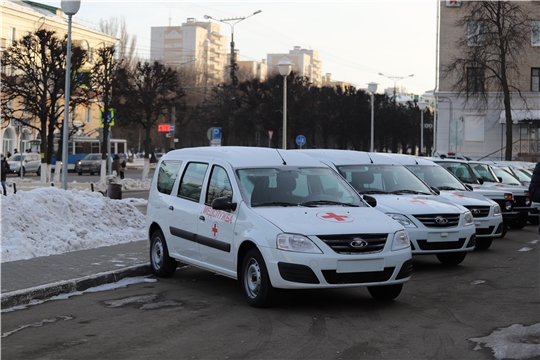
317,233,388,254
514,195,529,207
413,214,460,227
463,206,490,218
322,267,395,284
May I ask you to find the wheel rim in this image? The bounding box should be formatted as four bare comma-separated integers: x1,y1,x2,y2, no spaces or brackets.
244,258,261,299
152,238,164,270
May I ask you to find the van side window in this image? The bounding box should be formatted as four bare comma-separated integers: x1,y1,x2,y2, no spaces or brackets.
156,160,183,195
206,165,233,205
178,162,208,201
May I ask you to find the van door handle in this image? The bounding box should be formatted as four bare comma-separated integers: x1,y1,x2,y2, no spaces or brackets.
199,216,205,221
169,206,174,211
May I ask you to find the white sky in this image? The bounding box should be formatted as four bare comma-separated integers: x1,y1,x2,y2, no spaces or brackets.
42,0,439,95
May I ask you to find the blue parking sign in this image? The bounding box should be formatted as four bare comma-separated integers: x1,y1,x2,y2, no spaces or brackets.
213,127,222,139
296,135,306,146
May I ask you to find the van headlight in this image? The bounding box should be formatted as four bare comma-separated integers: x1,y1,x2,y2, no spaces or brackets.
391,230,410,251
493,204,501,216
504,201,513,211
463,211,474,226
525,197,531,206
277,233,322,254
387,213,417,228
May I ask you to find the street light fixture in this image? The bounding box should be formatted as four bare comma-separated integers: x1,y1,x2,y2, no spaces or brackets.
204,10,261,86
61,0,81,190
367,82,378,152
277,57,294,150
418,100,428,155
378,73,414,102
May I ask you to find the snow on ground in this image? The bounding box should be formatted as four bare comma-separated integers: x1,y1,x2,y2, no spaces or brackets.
0,186,147,263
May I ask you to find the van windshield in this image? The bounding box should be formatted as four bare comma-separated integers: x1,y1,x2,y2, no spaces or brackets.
237,167,363,207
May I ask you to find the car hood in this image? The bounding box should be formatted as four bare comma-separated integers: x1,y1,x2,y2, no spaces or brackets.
363,194,465,215
472,183,529,196
251,206,404,235
438,190,494,206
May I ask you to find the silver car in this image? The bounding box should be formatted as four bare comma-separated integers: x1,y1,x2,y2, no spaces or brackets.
75,153,102,175
8,153,41,176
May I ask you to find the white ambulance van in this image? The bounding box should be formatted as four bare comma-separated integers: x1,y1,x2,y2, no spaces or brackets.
146,147,412,307
295,149,477,265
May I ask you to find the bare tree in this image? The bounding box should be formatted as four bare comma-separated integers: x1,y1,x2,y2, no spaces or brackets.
99,16,138,68
441,1,534,160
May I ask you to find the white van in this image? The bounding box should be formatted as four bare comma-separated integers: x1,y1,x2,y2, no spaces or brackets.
295,150,477,265
146,147,412,307
379,154,504,249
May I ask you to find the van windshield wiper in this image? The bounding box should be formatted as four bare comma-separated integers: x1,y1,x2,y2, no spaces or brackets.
358,190,387,194
300,200,358,207
389,189,431,195
251,202,303,207
436,186,464,191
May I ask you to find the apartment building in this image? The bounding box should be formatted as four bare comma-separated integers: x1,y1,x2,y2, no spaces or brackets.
1,0,117,156
151,18,228,85
436,0,540,160
267,46,323,86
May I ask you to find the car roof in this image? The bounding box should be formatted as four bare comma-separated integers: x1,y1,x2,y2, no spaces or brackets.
163,146,328,168
293,149,405,165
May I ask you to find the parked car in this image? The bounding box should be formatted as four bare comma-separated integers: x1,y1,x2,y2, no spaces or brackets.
146,146,412,307
296,149,477,264
7,153,41,176
381,154,504,249
75,154,102,175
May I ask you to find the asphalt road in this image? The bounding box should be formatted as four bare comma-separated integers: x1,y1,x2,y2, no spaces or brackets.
1,224,539,359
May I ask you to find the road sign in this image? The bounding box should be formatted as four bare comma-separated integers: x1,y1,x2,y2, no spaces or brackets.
213,127,222,139
158,124,171,132
268,130,274,140
100,108,115,126
170,124,175,134
296,135,306,147
11,119,28,126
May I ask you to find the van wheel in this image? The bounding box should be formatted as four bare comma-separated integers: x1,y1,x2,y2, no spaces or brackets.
78,172,83,175
240,248,275,308
150,230,177,277
367,284,403,301
36,166,41,176
529,216,539,225
475,238,493,250
507,213,528,229
436,252,467,265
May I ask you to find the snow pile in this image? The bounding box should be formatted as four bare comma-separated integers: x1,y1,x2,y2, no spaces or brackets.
0,187,147,263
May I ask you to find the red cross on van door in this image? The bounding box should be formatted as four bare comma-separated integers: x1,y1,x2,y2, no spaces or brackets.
212,222,218,238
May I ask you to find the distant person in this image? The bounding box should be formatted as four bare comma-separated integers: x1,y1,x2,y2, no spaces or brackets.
112,154,120,176
119,153,126,179
528,160,540,234
6,151,11,158
1,154,8,195
13,149,18,154
150,152,157,164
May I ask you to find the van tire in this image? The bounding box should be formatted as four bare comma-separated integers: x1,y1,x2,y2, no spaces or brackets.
367,284,403,301
436,252,467,265
240,248,275,308
475,238,493,250
150,230,177,277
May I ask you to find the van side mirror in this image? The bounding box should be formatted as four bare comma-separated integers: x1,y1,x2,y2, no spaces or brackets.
212,197,237,211
430,186,440,195
362,195,377,207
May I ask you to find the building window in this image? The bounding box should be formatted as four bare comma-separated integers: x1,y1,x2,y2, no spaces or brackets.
533,21,540,46
9,27,16,44
467,68,484,93
86,108,91,124
468,21,485,46
533,68,540,92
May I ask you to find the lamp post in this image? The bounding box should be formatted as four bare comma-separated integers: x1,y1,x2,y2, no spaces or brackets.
418,101,428,155
367,82,378,152
378,73,414,102
277,57,293,150
204,10,261,86
60,0,81,190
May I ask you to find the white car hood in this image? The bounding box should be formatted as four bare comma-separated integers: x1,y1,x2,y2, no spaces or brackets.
472,183,528,195
251,206,404,235
438,190,494,206
367,194,465,215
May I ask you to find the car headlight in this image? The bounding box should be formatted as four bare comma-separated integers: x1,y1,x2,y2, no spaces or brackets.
391,230,410,251
493,204,501,216
277,233,322,253
504,201,513,211
463,211,474,226
525,197,531,206
386,213,417,228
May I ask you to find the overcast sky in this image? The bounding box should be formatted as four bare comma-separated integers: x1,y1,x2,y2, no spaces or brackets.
43,0,438,95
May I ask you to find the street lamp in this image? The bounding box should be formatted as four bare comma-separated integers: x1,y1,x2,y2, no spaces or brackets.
277,57,294,150
204,10,261,86
61,0,81,190
367,82,378,152
378,73,414,102
418,100,428,155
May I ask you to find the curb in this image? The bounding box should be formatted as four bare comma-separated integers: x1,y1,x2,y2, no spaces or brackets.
1,263,151,309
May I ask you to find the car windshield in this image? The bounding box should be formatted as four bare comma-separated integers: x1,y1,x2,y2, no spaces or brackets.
434,162,479,184
237,167,363,207
492,167,522,186
336,164,433,195
405,164,468,191
84,154,102,160
9,155,22,162
470,163,498,182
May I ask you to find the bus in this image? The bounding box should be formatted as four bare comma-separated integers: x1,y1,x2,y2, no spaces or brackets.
52,136,128,171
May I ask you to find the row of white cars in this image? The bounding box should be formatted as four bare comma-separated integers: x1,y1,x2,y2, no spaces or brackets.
144,147,534,307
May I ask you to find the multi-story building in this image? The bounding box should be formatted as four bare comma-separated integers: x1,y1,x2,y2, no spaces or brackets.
322,73,350,90
150,18,227,85
267,46,323,86
436,0,540,160
1,0,117,156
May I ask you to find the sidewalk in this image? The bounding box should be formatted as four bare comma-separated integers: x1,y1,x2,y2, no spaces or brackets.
1,240,151,309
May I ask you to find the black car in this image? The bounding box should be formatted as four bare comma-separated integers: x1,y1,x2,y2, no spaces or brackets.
75,154,102,175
